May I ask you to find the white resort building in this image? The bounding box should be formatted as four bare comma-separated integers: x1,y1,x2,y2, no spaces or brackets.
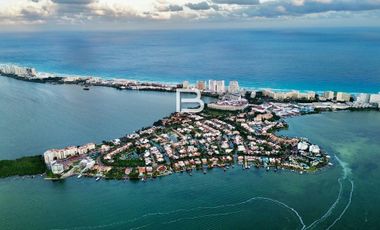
44,143,96,166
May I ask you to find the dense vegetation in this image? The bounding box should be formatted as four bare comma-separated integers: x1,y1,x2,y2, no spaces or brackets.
105,167,125,180
0,155,47,178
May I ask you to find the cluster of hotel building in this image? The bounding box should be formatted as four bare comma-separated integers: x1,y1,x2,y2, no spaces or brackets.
323,91,380,107
0,64,37,77
258,89,380,106
182,80,240,94
260,90,317,101
44,143,96,174
182,79,380,107
258,90,354,102
354,93,380,105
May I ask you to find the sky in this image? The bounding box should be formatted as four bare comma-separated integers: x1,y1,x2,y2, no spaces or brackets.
0,0,380,30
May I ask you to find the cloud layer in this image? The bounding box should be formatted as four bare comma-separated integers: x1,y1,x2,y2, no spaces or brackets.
0,0,379,26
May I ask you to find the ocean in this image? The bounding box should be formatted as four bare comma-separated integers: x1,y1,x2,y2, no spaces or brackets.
0,28,379,93
1,28,380,229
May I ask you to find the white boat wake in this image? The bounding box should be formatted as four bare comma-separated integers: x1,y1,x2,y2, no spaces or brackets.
162,210,245,225
51,154,354,230
326,179,354,230
304,178,344,230
304,154,354,230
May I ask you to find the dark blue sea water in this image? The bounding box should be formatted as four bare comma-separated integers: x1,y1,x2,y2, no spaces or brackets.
0,28,379,93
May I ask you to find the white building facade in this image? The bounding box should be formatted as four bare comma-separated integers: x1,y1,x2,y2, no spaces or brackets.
208,80,225,93
336,92,351,102
370,93,380,105
323,91,335,100
355,93,370,103
44,143,96,166
228,81,240,93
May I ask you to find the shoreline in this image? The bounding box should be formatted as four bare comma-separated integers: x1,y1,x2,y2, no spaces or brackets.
0,70,220,100
0,106,338,181
1,63,379,95
0,72,179,93
0,66,379,182
0,98,376,181
20,107,334,180
1,109,375,181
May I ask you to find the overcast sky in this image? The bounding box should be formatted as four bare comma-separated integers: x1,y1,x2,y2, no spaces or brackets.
1,0,380,30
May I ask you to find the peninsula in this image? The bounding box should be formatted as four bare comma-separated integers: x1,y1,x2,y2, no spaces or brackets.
43,105,330,181
1,64,379,181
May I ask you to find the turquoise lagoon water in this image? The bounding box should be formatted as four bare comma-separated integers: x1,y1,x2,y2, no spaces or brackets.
0,77,176,159
0,78,380,229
